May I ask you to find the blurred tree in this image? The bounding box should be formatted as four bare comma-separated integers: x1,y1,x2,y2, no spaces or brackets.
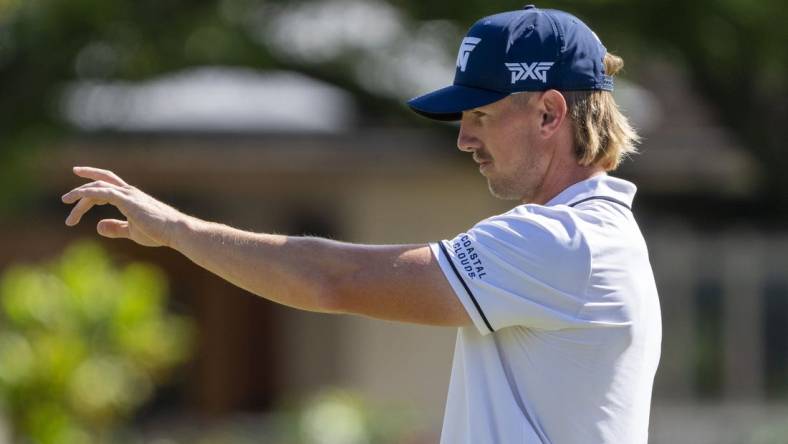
0,240,195,444
0,0,786,214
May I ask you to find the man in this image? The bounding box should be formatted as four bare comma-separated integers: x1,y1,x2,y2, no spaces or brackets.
62,5,661,443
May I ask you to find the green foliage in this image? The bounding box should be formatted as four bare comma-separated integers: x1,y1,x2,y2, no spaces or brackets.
0,239,196,444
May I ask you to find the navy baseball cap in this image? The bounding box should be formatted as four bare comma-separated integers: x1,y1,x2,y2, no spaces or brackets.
407,5,613,121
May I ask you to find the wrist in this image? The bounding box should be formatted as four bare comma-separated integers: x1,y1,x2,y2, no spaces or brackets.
167,213,200,251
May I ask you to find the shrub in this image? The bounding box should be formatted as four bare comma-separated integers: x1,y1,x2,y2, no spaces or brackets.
0,240,195,444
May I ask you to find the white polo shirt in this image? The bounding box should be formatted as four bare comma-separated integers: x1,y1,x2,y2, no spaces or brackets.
431,173,662,444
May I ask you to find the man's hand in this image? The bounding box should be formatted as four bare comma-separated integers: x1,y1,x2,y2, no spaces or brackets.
60,166,471,327
61,166,185,248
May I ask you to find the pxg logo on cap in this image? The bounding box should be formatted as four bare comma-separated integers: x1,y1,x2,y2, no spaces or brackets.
408,5,614,121
505,62,555,84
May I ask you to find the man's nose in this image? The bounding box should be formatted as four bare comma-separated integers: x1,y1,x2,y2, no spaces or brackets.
457,118,481,153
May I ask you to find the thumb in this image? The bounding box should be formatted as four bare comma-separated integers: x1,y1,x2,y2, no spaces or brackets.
97,219,130,239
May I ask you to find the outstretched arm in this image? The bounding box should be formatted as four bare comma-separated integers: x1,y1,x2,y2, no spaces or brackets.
61,166,470,327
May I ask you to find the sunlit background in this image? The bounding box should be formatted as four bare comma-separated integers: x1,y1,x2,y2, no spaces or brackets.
1,0,787,443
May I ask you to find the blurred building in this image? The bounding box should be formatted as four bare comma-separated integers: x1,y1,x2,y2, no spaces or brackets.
2,62,786,443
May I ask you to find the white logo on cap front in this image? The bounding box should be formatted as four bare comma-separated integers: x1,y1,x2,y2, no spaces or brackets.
457,37,482,72
505,62,554,83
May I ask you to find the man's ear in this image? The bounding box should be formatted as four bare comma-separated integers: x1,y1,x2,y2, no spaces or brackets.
538,90,568,137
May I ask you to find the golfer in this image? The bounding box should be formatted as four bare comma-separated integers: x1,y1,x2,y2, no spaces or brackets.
62,6,661,443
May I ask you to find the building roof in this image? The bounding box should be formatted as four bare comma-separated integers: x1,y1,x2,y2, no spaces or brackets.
61,67,357,134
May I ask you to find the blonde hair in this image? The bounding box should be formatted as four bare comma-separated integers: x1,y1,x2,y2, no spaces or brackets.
512,53,640,171
562,53,640,171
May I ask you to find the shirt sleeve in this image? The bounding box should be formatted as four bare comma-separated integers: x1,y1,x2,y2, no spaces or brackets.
430,207,593,335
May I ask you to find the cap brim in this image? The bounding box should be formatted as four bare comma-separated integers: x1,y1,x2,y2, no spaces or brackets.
407,84,509,121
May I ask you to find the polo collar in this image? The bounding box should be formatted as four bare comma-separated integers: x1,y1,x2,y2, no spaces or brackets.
544,173,637,209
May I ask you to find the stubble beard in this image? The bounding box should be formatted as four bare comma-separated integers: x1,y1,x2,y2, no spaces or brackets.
476,150,529,201
487,176,524,201
485,161,539,202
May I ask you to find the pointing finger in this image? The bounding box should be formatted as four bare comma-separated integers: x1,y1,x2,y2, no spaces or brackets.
61,188,127,211
72,166,129,187
62,180,114,199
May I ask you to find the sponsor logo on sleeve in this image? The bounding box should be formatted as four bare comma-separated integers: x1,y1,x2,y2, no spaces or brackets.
453,234,487,279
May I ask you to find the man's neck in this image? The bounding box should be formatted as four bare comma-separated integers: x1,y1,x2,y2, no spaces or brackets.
525,165,606,205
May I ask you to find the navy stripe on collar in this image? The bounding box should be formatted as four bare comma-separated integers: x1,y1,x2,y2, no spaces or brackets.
567,195,632,211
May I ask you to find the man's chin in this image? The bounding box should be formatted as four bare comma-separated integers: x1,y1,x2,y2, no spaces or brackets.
487,180,522,201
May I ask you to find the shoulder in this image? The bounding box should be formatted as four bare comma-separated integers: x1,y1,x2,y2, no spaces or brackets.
463,205,592,289
472,204,588,250
564,199,646,251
